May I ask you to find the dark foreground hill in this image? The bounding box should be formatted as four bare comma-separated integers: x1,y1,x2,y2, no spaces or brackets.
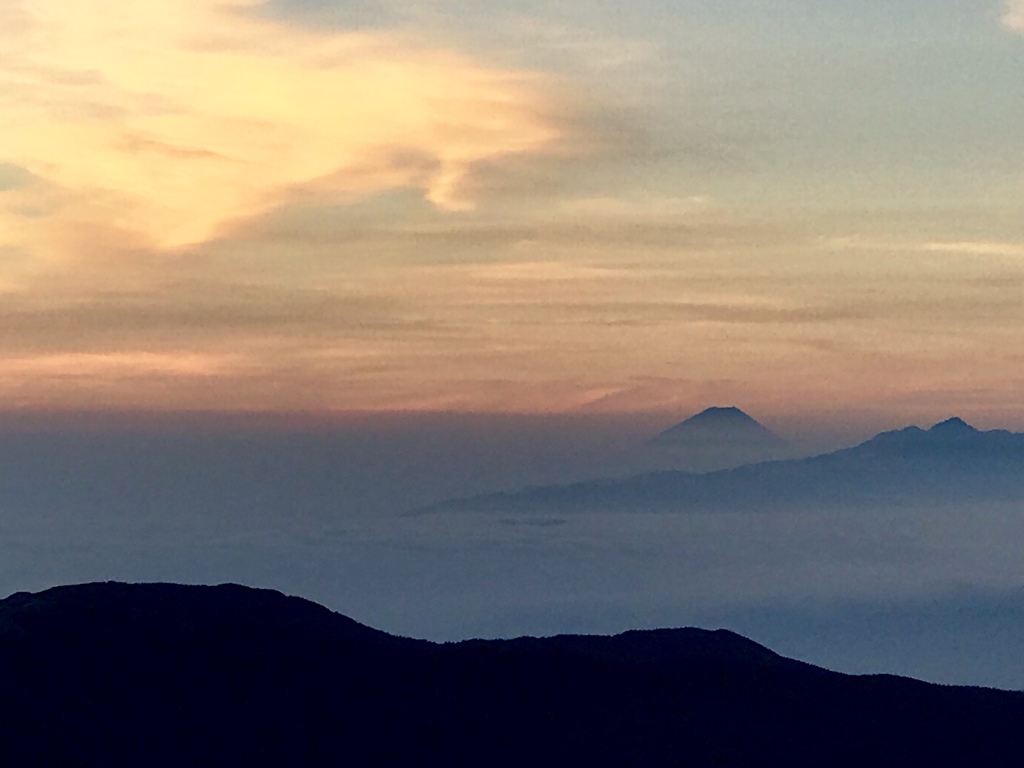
420,417,1024,514
1,583,1022,767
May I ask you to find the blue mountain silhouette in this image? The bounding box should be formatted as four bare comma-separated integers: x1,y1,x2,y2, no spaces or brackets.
419,418,1024,514
650,406,786,446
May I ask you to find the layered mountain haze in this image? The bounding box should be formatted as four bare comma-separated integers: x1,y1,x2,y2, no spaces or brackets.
0,413,1020,687
418,417,1024,515
1,582,1022,767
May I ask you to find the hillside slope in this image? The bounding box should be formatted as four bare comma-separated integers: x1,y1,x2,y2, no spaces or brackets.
0,582,1022,766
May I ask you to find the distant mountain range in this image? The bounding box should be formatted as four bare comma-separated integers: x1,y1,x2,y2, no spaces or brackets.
419,417,1024,514
0,582,1022,766
647,406,792,471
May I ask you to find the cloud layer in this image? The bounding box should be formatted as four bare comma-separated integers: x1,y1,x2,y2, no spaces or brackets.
0,0,561,261
0,0,1022,421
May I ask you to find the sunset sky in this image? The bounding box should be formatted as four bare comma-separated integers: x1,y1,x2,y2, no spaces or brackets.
2,0,1022,426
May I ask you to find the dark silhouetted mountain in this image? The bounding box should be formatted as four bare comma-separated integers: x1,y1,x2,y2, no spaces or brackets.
647,406,791,471
0,582,1022,767
419,417,1024,514
651,406,784,445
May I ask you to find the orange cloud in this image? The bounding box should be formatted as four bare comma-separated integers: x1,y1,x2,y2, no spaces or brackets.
3,352,235,377
0,0,562,265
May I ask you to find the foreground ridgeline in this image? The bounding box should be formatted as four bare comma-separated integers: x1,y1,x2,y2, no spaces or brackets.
0,583,1022,767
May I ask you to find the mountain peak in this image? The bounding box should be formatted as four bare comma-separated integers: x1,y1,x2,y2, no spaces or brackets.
860,416,1007,456
648,406,787,461
684,406,759,425
653,406,779,437
929,417,978,434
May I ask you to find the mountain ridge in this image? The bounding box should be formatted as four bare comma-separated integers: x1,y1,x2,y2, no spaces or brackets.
0,581,1022,766
416,417,1024,514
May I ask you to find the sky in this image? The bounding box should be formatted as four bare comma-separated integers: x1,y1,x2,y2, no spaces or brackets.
1,0,1023,426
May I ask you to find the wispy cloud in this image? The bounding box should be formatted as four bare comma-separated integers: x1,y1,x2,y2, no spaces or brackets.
923,241,1024,257
0,0,563,264
2,352,236,378
467,261,631,283
826,237,1024,259
1004,0,1024,32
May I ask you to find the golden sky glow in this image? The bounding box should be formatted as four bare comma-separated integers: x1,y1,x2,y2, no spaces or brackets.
0,0,560,257
1,0,1022,426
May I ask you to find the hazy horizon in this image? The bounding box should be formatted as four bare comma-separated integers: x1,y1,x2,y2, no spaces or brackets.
0,409,1022,690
